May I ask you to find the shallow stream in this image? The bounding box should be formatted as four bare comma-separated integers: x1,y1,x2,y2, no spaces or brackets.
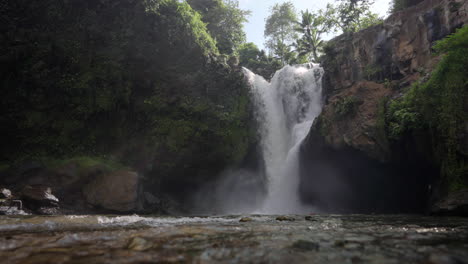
0,214,467,263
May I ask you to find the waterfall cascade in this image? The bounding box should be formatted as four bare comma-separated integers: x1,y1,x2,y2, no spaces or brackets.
244,64,324,214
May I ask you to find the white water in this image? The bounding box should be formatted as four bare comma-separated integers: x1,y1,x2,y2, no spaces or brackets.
244,64,324,214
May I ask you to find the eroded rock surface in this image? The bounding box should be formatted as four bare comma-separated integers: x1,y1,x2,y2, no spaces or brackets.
318,0,468,159
300,0,468,214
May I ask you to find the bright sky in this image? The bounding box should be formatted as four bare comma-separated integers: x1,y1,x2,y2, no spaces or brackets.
239,0,391,50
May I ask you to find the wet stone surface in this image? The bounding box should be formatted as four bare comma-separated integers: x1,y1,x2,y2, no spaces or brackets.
0,215,467,263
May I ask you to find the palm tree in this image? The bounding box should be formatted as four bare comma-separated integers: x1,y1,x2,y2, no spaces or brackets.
293,8,334,62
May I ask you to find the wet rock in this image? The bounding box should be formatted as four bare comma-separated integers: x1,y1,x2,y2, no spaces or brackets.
292,240,319,251
83,170,139,212
431,190,468,216
427,254,465,264
21,185,59,209
239,217,253,222
36,207,59,215
127,237,153,251
305,215,318,221
144,192,159,205
0,188,12,199
334,240,347,247
276,216,295,221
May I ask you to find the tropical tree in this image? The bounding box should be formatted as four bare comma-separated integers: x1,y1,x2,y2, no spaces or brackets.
293,6,335,62
188,0,251,54
335,0,382,33
264,2,298,66
237,42,282,79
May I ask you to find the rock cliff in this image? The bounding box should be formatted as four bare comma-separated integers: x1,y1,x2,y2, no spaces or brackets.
300,0,468,214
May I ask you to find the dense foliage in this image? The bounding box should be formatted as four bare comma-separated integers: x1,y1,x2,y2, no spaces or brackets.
334,0,382,33
187,0,250,54
237,43,282,79
264,2,298,66
260,0,382,67
386,26,468,191
293,7,335,62
0,0,254,194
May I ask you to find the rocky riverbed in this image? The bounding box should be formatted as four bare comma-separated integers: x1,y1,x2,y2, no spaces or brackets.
0,214,467,263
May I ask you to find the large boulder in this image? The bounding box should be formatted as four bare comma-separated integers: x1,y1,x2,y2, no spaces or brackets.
20,185,60,214
431,190,468,216
0,188,12,199
83,170,139,212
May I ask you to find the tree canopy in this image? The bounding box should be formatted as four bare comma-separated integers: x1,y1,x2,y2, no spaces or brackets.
187,0,251,54
335,0,382,33
293,6,335,62
264,2,298,66
261,0,383,66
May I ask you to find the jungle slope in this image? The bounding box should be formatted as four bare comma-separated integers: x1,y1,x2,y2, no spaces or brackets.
0,0,257,214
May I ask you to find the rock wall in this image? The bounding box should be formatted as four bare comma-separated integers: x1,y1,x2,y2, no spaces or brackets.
300,0,468,213
319,0,467,160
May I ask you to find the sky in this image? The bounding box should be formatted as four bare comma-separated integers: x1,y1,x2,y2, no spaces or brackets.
238,0,392,50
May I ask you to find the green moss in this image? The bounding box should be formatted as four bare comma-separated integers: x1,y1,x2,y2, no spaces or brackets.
386,26,468,193
315,114,331,138
0,163,10,173
334,96,360,118
43,156,128,172
363,64,382,81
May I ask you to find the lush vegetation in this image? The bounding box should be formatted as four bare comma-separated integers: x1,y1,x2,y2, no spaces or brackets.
334,0,383,33
0,0,254,193
254,0,382,67
386,26,468,191
293,8,335,62
264,2,299,66
187,0,250,54
237,42,282,79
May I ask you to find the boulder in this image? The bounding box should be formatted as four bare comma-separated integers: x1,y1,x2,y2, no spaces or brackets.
21,185,59,208
0,188,12,199
20,185,59,214
83,170,139,212
431,190,468,216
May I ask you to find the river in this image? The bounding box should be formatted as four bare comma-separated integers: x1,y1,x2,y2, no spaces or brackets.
0,214,467,263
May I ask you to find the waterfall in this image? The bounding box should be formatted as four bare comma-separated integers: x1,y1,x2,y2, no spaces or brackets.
244,64,324,214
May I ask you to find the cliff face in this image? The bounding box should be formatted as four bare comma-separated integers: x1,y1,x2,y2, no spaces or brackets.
300,0,468,213
319,0,467,160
